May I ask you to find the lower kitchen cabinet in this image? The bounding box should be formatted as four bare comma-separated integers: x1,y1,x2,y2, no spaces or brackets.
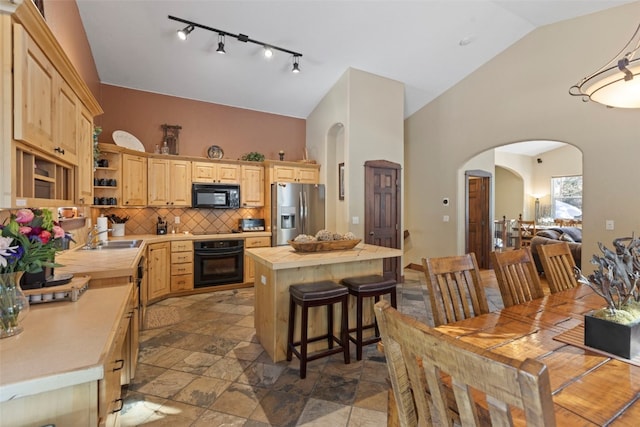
0,284,135,427
244,236,271,283
147,242,170,301
170,240,193,292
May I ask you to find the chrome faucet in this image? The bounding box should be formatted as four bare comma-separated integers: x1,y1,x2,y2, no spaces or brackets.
86,225,111,249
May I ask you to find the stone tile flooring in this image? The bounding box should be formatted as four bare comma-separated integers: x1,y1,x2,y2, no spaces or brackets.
121,269,505,426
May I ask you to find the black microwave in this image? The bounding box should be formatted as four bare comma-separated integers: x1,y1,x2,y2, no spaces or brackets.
192,183,240,209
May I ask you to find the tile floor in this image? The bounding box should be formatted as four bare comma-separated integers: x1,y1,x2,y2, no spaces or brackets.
121,269,505,426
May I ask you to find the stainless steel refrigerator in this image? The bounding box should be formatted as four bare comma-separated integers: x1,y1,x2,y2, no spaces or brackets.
271,182,326,246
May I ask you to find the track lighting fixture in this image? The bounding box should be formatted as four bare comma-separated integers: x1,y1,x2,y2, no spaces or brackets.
292,55,301,73
177,25,194,41
169,15,303,72
217,34,226,54
570,22,640,108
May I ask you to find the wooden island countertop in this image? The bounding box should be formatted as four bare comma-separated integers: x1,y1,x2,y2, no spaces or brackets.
245,243,402,362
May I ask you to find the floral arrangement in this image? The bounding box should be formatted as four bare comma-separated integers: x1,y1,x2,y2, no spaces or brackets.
0,208,66,274
575,236,640,325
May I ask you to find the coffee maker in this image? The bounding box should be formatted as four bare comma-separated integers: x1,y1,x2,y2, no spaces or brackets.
156,217,168,235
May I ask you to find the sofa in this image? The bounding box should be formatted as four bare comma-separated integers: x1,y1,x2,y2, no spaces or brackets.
530,227,582,273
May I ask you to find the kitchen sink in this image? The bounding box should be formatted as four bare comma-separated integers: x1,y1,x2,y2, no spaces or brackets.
83,240,143,250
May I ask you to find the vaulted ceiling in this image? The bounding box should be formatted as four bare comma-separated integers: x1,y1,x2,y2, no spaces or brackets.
77,1,634,119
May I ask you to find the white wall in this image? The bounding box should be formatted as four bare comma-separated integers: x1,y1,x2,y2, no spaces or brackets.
495,166,523,221
307,68,404,240
404,2,640,269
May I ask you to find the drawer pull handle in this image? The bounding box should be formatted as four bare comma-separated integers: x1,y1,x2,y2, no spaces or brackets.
112,398,124,413
113,359,125,371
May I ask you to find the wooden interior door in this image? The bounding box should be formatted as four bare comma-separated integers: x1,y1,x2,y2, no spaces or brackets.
466,172,491,269
364,160,401,281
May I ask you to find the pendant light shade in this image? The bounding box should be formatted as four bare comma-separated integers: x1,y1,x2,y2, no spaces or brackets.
570,23,640,108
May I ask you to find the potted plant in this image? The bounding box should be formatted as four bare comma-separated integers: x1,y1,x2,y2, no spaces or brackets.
0,209,68,337
575,236,640,359
240,152,265,162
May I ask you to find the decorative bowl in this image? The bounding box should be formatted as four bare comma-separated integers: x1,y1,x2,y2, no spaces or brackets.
288,239,361,252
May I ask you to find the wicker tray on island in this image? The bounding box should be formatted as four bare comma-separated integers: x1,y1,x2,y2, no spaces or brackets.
288,239,362,252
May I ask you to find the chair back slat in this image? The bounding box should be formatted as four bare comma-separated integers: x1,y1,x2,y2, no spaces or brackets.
490,248,544,307
374,300,556,427
422,253,490,326
537,242,578,293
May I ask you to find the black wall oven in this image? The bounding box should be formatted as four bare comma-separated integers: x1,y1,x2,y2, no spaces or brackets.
194,240,244,287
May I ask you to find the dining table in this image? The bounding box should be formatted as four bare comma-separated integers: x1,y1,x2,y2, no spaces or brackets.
429,285,640,426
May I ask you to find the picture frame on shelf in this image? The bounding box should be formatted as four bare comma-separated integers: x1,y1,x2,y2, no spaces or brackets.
339,162,345,200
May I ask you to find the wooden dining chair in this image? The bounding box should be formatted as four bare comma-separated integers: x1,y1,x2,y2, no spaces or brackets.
517,219,536,248
374,300,556,426
537,242,578,293
490,248,544,307
421,253,490,326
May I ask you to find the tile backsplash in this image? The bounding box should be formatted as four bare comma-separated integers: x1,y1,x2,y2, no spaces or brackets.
94,207,264,235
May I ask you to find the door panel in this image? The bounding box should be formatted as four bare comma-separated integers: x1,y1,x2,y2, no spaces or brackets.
365,160,401,281
466,173,491,269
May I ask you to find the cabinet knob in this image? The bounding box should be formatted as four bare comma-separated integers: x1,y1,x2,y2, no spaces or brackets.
54,146,65,155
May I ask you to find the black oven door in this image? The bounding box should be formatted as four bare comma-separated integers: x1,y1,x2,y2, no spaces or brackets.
194,241,244,287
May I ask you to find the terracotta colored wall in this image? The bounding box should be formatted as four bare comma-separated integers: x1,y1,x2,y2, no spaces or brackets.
43,0,101,102
98,85,306,161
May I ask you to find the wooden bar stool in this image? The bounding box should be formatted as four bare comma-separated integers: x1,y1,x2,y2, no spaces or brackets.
286,280,350,379
340,274,397,360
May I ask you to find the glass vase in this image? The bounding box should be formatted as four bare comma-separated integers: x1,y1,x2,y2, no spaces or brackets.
0,271,30,338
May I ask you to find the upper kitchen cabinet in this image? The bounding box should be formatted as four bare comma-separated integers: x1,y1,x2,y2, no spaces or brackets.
122,154,147,206
0,1,103,208
192,161,240,184
241,163,264,207
148,158,191,207
265,160,320,184
76,106,94,205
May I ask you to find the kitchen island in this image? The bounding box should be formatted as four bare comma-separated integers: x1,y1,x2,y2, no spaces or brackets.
245,243,402,362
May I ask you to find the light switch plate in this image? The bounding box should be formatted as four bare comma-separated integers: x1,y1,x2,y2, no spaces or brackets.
606,220,614,230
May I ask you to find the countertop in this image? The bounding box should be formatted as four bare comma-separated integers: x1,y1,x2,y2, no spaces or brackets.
0,283,133,402
55,231,271,279
245,243,403,270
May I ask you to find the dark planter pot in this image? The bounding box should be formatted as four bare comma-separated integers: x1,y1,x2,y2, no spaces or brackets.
20,266,53,290
584,312,640,359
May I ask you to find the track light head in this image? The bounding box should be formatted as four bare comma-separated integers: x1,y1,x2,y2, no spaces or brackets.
292,55,301,73
217,34,226,54
264,46,273,58
177,25,194,41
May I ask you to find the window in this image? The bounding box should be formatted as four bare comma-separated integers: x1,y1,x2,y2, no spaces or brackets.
551,176,582,219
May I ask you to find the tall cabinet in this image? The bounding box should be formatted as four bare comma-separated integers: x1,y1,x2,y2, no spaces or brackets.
0,1,102,208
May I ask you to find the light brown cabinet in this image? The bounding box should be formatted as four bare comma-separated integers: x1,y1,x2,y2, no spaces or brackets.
13,23,55,153
148,158,192,206
170,240,193,292
76,106,94,205
1,3,102,208
192,161,240,183
241,164,265,207
270,163,319,184
122,154,148,206
99,287,132,427
147,242,170,301
55,77,79,164
244,236,271,283
14,24,80,165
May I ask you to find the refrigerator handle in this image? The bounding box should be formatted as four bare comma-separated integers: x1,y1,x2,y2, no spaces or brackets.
299,191,305,235
302,191,309,234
